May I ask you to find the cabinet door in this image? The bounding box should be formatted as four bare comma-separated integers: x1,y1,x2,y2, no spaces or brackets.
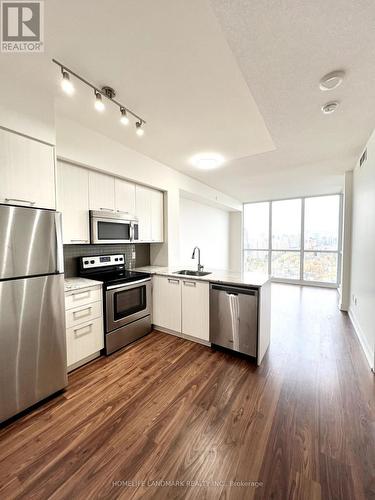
152,275,181,332
181,280,209,341
89,171,115,211
66,316,104,368
0,129,55,209
135,185,152,242
57,162,90,244
115,178,136,214
151,190,164,242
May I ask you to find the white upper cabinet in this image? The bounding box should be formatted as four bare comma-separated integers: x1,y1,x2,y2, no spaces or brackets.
115,178,136,214
0,128,56,210
151,189,164,242
89,171,115,212
135,185,164,242
57,162,90,244
135,185,152,241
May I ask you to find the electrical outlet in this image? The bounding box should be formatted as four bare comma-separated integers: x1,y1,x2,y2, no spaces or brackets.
132,251,136,259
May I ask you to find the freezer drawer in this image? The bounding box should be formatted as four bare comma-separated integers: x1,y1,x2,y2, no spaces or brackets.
210,283,258,357
0,274,67,423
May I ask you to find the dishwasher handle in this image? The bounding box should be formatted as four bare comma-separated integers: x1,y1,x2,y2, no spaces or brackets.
211,283,258,296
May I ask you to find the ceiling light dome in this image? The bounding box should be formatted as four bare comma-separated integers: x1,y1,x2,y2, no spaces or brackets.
191,153,225,170
319,70,345,91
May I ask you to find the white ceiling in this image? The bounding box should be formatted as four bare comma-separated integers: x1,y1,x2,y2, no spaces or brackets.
2,0,375,201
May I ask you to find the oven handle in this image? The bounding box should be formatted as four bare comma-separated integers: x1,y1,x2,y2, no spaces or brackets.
106,278,151,290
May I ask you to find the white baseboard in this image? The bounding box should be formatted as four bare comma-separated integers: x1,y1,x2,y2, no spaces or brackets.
348,308,374,371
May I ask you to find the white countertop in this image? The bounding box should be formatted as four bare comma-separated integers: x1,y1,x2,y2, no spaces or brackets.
64,277,103,292
134,266,270,288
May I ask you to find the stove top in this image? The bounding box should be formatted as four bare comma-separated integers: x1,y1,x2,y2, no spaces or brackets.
82,269,150,287
78,254,150,287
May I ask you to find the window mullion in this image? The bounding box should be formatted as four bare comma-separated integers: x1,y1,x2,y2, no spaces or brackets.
300,198,305,281
268,201,272,276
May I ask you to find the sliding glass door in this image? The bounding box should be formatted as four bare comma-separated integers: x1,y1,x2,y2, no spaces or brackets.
243,194,342,286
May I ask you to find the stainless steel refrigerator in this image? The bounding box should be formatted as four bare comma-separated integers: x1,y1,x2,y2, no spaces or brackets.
0,204,67,423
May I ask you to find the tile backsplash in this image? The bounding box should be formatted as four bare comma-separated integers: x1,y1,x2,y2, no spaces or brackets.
63,243,150,277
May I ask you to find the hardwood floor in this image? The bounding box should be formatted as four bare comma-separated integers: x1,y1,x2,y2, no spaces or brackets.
0,284,374,499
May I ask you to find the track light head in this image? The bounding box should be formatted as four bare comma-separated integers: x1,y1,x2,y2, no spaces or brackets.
61,70,74,95
135,121,144,136
120,108,129,125
94,91,105,112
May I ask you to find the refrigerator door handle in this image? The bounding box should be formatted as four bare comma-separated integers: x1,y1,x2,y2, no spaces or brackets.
54,212,64,274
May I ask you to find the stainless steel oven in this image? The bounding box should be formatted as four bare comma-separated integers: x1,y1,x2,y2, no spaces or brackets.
105,278,151,354
90,210,139,244
106,278,151,331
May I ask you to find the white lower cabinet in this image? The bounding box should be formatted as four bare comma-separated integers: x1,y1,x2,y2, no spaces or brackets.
152,275,181,332
152,275,209,343
65,285,104,370
181,280,209,342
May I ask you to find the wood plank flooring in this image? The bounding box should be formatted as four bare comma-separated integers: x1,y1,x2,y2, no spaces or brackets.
0,284,374,499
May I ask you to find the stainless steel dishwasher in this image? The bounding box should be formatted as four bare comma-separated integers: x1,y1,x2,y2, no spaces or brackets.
210,283,258,357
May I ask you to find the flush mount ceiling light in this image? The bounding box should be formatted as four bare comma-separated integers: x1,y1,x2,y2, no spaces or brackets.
322,101,340,114
319,70,345,91
191,153,225,170
53,59,147,136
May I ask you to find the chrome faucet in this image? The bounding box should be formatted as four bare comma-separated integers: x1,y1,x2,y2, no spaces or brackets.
192,246,204,272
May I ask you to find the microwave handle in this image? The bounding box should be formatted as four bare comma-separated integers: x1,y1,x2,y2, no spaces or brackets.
130,224,134,241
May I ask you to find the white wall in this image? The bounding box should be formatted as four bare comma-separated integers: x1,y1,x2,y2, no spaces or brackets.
349,129,375,370
229,211,242,272
0,79,55,145
56,116,242,267
179,197,229,270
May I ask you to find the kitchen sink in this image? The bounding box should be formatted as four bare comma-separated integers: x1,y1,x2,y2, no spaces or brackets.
174,270,212,277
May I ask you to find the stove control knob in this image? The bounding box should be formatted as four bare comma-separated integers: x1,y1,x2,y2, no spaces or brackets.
90,260,95,264
84,260,89,265
115,258,118,261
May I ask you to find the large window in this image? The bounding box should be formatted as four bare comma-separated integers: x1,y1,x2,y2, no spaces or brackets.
243,195,342,286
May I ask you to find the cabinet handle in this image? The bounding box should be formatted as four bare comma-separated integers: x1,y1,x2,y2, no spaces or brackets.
73,306,92,319
168,278,179,284
70,239,89,243
183,281,196,287
99,208,115,212
73,323,93,336
5,198,35,205
72,290,90,300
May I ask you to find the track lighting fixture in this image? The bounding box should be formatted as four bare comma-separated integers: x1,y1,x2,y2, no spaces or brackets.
120,108,129,125
53,59,147,134
94,91,105,112
135,121,144,136
61,70,74,95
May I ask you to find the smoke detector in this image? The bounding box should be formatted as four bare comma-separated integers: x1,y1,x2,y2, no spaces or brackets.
319,71,345,91
322,101,339,114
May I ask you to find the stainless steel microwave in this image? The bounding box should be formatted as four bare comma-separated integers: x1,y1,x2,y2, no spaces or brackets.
90,210,139,244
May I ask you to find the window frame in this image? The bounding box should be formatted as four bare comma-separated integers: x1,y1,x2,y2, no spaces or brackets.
242,193,343,288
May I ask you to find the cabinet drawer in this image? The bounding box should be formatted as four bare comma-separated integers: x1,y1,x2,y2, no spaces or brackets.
65,300,102,329
65,286,102,310
66,317,104,367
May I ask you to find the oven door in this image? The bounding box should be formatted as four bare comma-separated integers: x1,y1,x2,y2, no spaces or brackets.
91,216,132,244
106,279,151,332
